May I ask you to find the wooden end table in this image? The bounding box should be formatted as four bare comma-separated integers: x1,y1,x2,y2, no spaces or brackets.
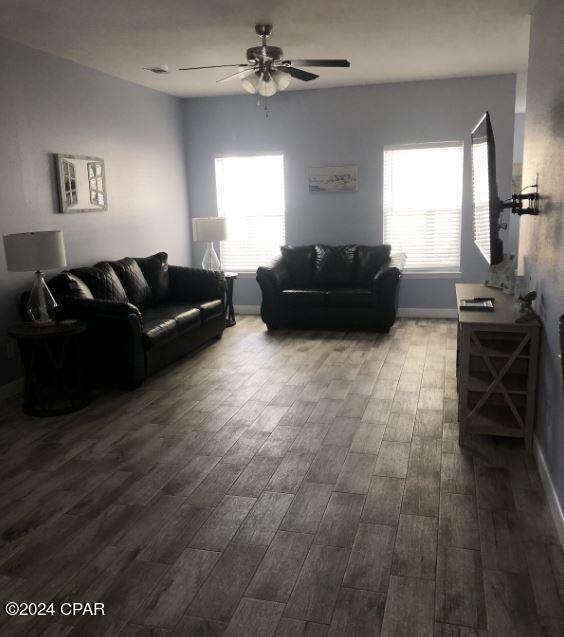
224,272,238,327
8,321,89,416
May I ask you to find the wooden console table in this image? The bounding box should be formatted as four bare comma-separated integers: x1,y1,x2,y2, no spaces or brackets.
455,283,540,451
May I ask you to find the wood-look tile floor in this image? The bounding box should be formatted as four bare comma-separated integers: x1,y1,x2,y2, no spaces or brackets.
0,316,562,636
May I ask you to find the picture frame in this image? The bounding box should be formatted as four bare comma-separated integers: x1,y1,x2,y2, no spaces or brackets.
55,153,107,213
308,164,358,192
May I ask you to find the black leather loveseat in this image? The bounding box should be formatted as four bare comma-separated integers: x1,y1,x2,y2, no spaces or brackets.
256,244,405,331
48,252,225,388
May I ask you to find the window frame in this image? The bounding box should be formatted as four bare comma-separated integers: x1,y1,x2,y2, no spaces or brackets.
214,152,286,273
382,140,464,276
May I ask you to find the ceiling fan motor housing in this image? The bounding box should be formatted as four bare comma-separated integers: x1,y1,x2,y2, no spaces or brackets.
246,46,283,65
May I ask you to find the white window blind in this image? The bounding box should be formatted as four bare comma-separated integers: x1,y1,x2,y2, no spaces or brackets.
383,142,464,272
215,155,285,272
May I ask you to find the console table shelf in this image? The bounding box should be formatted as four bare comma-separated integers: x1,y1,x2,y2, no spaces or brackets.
456,283,540,451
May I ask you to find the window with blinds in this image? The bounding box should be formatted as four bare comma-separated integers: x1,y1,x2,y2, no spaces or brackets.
383,142,464,272
215,154,285,272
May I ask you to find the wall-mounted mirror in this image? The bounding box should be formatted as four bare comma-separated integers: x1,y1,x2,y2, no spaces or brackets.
55,154,107,213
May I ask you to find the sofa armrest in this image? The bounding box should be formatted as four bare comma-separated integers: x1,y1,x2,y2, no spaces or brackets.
372,253,406,289
371,253,405,328
59,298,145,388
256,259,290,294
168,265,226,302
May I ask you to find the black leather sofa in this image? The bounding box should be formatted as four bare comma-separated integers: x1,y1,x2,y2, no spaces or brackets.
48,252,225,388
256,244,405,331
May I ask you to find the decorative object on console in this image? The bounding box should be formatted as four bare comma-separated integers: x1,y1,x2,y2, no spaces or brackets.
55,154,107,213
192,217,227,271
484,253,516,293
309,165,358,192
516,291,538,324
3,230,67,326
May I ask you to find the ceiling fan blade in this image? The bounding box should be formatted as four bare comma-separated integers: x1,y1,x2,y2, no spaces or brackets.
217,67,256,83
282,59,350,68
178,64,248,71
278,66,319,81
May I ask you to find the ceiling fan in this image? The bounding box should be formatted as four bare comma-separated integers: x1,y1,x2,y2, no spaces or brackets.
178,24,351,98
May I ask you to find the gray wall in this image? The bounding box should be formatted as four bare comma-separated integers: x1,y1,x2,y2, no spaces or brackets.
0,37,190,388
518,0,564,507
183,75,516,309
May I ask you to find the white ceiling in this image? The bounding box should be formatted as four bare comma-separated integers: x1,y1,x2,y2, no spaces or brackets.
0,0,532,102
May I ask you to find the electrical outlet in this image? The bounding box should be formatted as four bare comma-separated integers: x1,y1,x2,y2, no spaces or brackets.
6,341,15,359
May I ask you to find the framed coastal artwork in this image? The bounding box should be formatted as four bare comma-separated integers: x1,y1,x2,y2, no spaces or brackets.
308,165,358,192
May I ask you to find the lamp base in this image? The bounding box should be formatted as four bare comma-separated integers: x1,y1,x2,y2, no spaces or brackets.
202,242,221,271
27,271,58,325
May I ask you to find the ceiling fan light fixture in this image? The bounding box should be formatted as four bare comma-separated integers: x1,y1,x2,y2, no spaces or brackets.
258,76,277,97
241,71,260,94
272,70,291,91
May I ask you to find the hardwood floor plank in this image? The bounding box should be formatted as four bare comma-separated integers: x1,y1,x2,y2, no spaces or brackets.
373,442,410,478
223,598,284,637
266,453,315,494
246,531,314,602
305,446,348,485
140,548,221,627
228,456,282,498
280,483,333,534
233,491,294,546
284,543,350,624
439,493,480,550
334,453,376,494
381,575,435,637
315,492,365,548
190,495,256,551
188,543,267,622
392,514,437,580
482,569,542,636
328,587,386,637
436,546,487,630
362,476,404,526
342,523,395,593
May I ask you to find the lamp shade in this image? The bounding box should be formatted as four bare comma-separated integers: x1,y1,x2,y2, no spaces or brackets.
192,217,227,242
3,230,67,272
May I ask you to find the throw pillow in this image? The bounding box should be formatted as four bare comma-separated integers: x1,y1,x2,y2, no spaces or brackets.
70,262,128,303
49,271,94,301
354,245,392,287
280,245,314,288
313,244,357,287
135,252,169,302
109,257,153,308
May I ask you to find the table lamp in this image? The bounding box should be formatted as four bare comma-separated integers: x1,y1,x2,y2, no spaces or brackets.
3,230,67,326
192,217,227,271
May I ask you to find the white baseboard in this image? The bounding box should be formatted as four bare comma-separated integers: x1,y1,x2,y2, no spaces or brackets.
235,305,261,315
235,305,457,319
397,308,458,318
533,436,564,548
0,377,23,401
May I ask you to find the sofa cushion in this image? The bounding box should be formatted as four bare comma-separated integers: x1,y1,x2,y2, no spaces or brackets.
50,271,94,301
326,288,375,309
109,257,153,309
354,245,391,287
142,317,178,350
280,289,327,308
70,263,128,303
280,245,314,288
142,303,201,334
135,252,169,302
313,245,356,287
195,299,223,322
